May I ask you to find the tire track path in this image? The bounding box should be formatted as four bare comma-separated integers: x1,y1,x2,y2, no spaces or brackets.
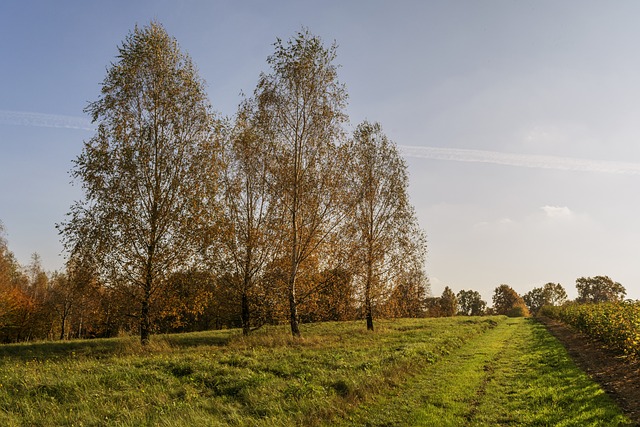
336,318,516,426
334,318,631,426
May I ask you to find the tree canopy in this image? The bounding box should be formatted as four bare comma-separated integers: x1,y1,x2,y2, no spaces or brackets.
457,289,486,316
58,22,217,344
523,282,567,314
575,276,626,304
492,284,530,317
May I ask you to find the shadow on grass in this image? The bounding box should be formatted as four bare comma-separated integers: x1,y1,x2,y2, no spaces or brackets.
0,338,121,361
0,329,237,362
162,330,236,349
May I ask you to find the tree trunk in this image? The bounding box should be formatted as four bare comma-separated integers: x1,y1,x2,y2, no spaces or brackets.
289,293,300,337
288,265,301,337
242,244,252,336
241,290,250,336
141,235,155,345
365,291,374,331
59,316,66,340
365,258,374,331
140,283,151,345
77,312,83,339
366,310,374,331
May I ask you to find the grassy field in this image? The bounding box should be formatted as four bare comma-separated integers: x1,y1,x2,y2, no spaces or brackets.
0,317,631,426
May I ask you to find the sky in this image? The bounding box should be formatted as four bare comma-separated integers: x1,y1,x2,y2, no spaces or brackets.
1,0,640,303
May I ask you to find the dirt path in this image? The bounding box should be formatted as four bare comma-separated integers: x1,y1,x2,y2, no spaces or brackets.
539,317,640,426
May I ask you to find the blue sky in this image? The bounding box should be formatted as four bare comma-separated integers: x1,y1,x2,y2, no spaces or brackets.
2,1,640,302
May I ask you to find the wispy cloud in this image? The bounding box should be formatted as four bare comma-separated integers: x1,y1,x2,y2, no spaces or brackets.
541,205,573,219
398,145,640,175
0,110,94,131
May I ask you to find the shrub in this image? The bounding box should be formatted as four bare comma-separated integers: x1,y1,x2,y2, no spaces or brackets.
545,301,640,358
506,304,530,318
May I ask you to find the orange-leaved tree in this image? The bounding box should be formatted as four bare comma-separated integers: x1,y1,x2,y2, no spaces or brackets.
492,284,530,317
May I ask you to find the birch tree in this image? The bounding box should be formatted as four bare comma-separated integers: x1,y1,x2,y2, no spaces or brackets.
58,22,218,344
218,102,280,335
345,121,427,331
251,29,349,337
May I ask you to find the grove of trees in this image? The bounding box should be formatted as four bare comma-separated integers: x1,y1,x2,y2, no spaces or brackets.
523,283,567,315
54,23,428,343
457,289,486,316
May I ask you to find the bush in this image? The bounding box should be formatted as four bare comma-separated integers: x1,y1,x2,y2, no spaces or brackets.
506,304,530,318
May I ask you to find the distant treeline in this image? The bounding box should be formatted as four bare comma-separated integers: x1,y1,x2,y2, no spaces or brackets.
427,275,626,319
0,239,428,342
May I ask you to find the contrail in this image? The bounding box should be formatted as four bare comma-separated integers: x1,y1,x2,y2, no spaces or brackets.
4,111,638,176
398,145,640,175
0,110,94,131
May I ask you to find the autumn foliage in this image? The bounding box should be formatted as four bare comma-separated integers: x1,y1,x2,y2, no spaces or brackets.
543,301,640,358
0,25,433,343
492,285,530,318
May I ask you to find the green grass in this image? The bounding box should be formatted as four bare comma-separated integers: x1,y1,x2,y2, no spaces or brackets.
341,318,631,426
0,317,631,426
